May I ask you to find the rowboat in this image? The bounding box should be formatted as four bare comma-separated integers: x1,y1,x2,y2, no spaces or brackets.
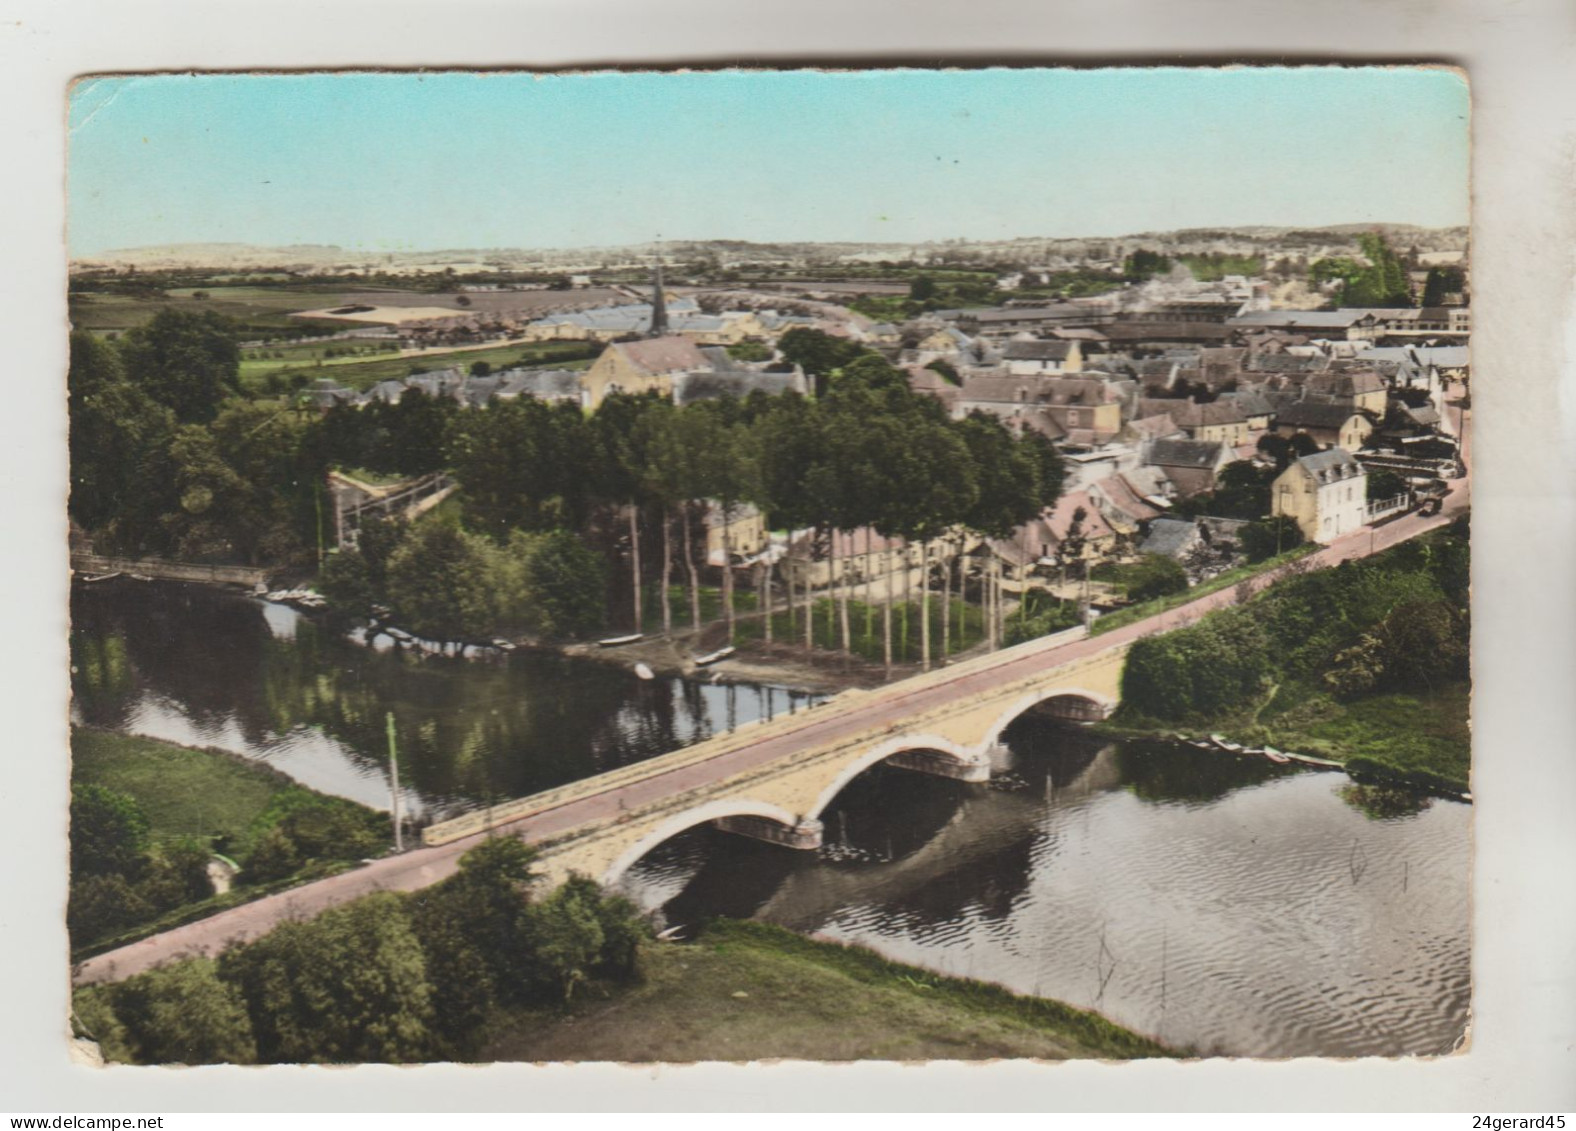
491,638,517,652
598,633,644,648
634,662,655,681
1262,747,1291,764
79,571,122,583
694,645,736,667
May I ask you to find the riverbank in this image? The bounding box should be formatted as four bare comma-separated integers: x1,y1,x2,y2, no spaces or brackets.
1093,680,1471,795
69,727,391,960
480,919,1172,1063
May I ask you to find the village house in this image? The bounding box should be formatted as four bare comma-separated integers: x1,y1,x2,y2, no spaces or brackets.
985,491,1120,588
780,527,922,594
1304,368,1388,416
1001,338,1084,376
956,375,1125,440
1135,397,1253,446
579,336,713,409
704,502,770,567
1272,448,1369,544
1143,438,1232,499
1087,471,1167,536
1271,400,1375,452
1219,389,1276,431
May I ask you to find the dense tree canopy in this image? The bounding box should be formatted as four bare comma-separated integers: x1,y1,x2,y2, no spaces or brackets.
119,308,244,424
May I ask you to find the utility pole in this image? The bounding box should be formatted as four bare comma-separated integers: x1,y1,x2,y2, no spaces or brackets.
386,711,404,852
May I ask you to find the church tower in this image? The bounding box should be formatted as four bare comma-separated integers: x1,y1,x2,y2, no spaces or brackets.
648,258,669,338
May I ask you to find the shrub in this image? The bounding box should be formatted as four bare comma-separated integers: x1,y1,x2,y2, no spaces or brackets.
219,891,435,1064
71,784,150,880
107,958,258,1065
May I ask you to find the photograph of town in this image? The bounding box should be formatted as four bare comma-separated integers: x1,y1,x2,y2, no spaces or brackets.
65,67,1471,1066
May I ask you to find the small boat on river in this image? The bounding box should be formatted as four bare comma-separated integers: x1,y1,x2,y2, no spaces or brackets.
79,571,122,583
491,638,517,652
1209,733,1245,753
598,633,644,648
1262,747,1291,764
633,662,655,681
694,645,736,667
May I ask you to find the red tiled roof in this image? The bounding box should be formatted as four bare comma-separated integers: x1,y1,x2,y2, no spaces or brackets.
612,336,710,374
1092,475,1162,523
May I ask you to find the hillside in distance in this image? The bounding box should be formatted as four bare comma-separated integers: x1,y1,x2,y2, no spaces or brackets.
73,224,1469,274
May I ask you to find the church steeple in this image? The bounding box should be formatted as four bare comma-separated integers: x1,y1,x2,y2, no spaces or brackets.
648,257,669,338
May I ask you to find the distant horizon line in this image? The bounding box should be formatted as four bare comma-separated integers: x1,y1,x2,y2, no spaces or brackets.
72,221,1470,263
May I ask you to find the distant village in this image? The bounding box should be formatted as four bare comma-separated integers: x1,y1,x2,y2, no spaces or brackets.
288,244,1469,616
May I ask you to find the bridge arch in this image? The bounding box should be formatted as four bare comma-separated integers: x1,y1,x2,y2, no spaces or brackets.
984,685,1118,745
805,735,990,821
599,797,808,889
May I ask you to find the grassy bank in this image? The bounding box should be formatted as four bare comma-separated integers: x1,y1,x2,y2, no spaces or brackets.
482,919,1170,1063
71,728,375,858
1096,681,1471,794
70,728,390,959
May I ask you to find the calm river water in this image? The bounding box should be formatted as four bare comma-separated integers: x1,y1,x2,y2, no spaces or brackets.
70,582,823,820
70,581,1470,1059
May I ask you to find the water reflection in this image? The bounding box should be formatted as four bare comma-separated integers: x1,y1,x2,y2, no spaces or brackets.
70,581,823,818
624,716,1471,1059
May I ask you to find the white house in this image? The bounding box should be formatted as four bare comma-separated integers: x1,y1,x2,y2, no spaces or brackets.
1272,449,1369,544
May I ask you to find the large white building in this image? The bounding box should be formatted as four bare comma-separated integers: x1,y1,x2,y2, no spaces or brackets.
1272,449,1369,544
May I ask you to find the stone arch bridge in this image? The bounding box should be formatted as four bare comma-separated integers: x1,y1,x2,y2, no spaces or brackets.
421,630,1129,891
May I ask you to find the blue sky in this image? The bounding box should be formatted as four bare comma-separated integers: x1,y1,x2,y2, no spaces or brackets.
67,68,1469,256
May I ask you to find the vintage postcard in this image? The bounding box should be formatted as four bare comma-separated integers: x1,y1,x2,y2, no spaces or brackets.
64,66,1471,1067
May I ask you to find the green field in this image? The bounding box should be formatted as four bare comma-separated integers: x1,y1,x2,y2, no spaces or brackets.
69,286,359,334
482,919,1170,1063
251,341,598,391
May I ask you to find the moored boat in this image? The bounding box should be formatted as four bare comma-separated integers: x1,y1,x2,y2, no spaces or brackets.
598,633,644,648
694,645,736,667
634,662,655,680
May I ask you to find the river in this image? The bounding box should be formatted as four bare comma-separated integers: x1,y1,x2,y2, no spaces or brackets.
70,581,823,821
69,581,1471,1059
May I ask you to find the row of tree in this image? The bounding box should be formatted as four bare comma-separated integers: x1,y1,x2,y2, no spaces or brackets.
71,311,1067,665
318,333,1066,668
74,838,646,1064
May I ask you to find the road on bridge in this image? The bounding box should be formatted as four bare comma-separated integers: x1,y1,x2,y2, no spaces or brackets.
75,408,1469,987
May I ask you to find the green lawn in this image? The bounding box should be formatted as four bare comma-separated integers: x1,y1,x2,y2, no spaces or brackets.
70,727,383,859
482,919,1169,1063
70,728,391,960
71,729,299,857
